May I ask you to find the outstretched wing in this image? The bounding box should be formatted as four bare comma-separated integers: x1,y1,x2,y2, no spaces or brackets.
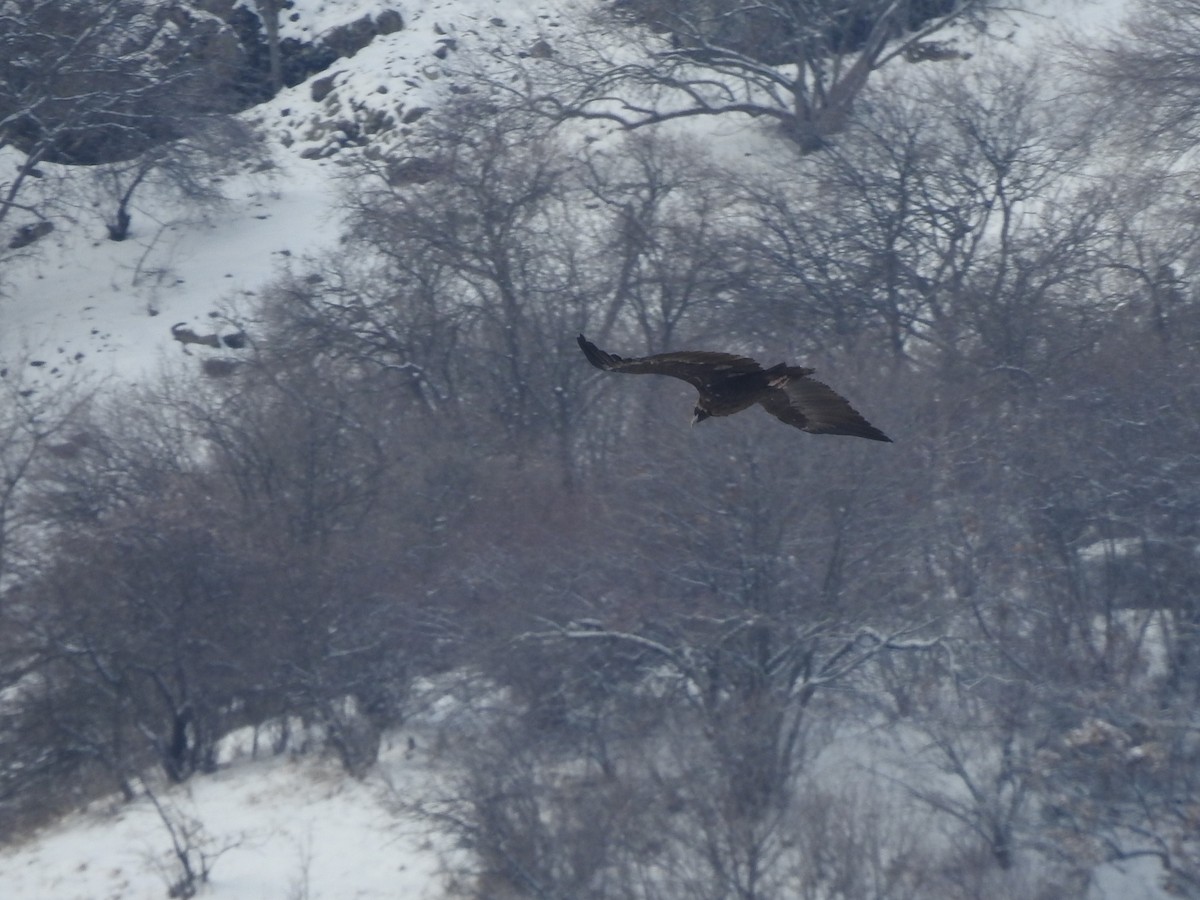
577,334,762,392
758,378,892,442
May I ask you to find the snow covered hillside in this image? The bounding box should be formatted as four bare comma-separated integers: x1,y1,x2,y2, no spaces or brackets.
7,1,1188,899
0,0,1124,391
0,732,446,900
0,0,585,389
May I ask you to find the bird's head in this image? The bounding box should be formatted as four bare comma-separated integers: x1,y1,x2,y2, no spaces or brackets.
691,406,712,426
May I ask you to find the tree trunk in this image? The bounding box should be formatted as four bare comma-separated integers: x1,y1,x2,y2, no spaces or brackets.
254,0,284,93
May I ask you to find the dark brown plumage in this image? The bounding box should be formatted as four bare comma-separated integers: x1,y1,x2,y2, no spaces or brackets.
577,334,891,442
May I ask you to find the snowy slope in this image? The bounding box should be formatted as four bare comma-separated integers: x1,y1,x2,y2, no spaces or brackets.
0,155,337,387
0,0,1128,391
0,1,1158,899
0,0,585,392
0,731,448,900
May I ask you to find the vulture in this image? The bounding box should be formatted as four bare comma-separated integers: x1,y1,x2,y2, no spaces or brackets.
577,334,891,442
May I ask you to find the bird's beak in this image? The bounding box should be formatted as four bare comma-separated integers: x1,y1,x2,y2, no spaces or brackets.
691,411,701,427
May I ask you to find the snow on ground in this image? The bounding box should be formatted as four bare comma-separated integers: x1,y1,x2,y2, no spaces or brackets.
0,730,449,900
0,0,1133,393
277,0,405,41
0,1,1163,898
0,0,583,394
0,152,340,389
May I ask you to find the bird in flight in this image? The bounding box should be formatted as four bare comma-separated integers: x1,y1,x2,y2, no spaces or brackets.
577,334,891,442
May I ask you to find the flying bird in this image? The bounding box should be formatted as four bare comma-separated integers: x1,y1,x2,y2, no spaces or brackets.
577,334,891,442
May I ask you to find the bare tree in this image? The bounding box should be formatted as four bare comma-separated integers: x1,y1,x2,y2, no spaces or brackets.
251,0,285,95
726,58,1106,369
143,786,242,899
422,400,943,898
0,0,253,242
93,117,267,242
1073,0,1200,159
1037,711,1200,896
0,364,93,589
519,0,997,151
577,130,748,352
323,102,759,483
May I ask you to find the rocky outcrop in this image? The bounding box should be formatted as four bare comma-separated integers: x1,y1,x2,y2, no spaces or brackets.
0,0,249,165
8,221,54,250
0,2,407,167
321,10,405,60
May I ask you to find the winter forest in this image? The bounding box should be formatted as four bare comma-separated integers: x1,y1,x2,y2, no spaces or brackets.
2,0,1200,897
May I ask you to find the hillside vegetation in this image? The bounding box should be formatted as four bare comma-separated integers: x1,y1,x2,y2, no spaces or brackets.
3,1,1200,898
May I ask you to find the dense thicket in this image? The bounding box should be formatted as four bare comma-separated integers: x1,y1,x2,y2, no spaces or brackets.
3,1,1200,897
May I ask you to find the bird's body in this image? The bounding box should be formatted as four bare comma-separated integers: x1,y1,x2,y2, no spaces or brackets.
577,334,891,442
